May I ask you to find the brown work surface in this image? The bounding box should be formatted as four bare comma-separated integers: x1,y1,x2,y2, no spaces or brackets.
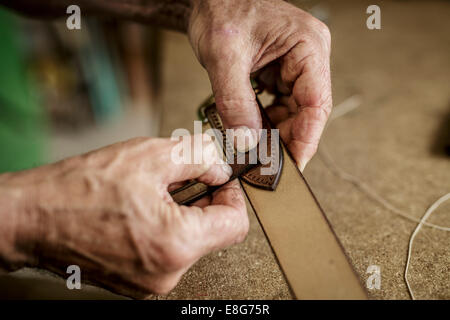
155,0,450,300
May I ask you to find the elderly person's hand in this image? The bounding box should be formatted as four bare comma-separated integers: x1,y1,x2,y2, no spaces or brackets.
189,0,332,170
0,135,247,298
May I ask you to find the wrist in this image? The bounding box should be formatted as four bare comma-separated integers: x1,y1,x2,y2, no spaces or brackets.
0,173,42,271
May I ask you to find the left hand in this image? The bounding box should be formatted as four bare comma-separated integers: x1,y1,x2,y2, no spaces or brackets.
0,136,248,297
188,0,332,171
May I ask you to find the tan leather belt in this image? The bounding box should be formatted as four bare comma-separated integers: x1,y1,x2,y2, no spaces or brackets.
171,97,367,299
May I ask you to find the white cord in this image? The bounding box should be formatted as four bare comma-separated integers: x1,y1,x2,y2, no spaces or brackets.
319,146,450,232
404,193,450,300
322,95,450,299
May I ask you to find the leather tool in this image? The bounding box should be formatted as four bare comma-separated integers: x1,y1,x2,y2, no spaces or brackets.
170,95,367,299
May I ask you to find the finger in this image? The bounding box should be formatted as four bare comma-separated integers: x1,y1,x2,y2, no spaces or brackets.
198,180,248,253
280,42,332,170
276,95,297,115
265,104,290,125
157,181,245,278
158,134,233,186
190,195,212,209
289,58,332,170
277,117,295,146
254,62,285,94
276,77,290,96
206,50,261,152
168,181,189,193
289,106,329,171
290,54,332,117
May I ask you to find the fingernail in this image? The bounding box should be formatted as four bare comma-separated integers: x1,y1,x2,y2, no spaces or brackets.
220,162,233,177
298,160,307,173
233,126,259,153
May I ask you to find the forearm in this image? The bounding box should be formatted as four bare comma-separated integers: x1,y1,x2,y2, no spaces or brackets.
0,172,42,272
2,0,194,32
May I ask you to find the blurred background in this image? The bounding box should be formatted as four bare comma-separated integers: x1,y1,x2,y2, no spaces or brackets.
0,8,163,171
0,0,449,299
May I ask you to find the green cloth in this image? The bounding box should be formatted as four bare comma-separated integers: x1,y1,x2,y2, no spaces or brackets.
0,8,47,172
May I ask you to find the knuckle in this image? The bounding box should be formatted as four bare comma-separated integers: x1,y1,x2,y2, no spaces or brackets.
201,30,243,66
322,92,333,116
300,14,331,50
312,21,331,52
236,217,250,244
215,97,255,114
316,21,331,43
307,105,329,122
159,239,194,272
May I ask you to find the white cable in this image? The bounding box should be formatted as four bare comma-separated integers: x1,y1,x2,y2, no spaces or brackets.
318,147,450,232
322,96,450,300
404,193,450,300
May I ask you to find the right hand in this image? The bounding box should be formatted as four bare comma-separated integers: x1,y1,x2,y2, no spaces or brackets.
3,135,248,298
188,0,332,170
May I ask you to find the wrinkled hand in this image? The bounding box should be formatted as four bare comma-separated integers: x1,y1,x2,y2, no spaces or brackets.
5,136,247,298
188,0,332,170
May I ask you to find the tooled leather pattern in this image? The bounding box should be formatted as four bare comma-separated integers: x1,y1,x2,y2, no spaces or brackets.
204,103,283,191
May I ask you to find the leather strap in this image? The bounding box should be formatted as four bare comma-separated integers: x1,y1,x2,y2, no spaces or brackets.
241,144,367,299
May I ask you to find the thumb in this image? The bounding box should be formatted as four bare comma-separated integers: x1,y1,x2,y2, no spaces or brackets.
206,55,261,152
